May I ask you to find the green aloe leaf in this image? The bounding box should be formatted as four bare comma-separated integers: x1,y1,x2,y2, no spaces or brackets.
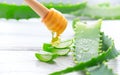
49,19,119,75
87,63,116,75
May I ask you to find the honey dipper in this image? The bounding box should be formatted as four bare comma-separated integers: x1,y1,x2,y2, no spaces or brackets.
24,0,68,45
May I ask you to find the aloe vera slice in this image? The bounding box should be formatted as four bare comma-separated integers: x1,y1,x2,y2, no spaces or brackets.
43,43,53,52
53,48,70,56
35,53,55,62
53,40,73,48
43,43,70,55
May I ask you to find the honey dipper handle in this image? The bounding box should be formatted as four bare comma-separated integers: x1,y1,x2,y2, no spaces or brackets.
24,0,49,17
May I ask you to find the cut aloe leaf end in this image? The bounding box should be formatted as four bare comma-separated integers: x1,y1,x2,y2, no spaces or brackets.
35,53,54,62
43,43,53,52
53,48,70,56
53,39,73,48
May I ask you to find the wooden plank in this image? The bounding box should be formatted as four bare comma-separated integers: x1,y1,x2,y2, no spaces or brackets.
0,51,76,75
0,51,119,75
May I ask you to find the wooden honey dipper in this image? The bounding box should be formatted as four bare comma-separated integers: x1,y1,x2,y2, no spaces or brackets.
24,0,68,45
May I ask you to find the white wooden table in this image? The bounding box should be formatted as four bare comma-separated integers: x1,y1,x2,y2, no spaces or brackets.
0,19,120,75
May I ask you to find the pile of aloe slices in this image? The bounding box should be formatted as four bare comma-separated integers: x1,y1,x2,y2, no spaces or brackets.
35,19,119,75
35,40,73,62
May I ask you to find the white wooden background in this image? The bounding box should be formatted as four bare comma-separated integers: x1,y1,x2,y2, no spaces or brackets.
0,18,120,75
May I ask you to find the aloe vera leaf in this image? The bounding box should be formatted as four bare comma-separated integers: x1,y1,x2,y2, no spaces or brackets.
0,2,86,19
100,32,112,51
1,2,120,20
87,64,116,75
0,3,38,19
49,35,119,75
72,18,81,31
72,3,120,19
43,2,87,13
49,19,119,75
83,33,117,75
73,19,102,63
72,19,116,75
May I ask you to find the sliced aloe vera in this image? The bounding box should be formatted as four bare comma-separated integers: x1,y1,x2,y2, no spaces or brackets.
43,43,53,52
53,40,73,48
35,53,54,62
53,48,70,56
43,44,70,56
